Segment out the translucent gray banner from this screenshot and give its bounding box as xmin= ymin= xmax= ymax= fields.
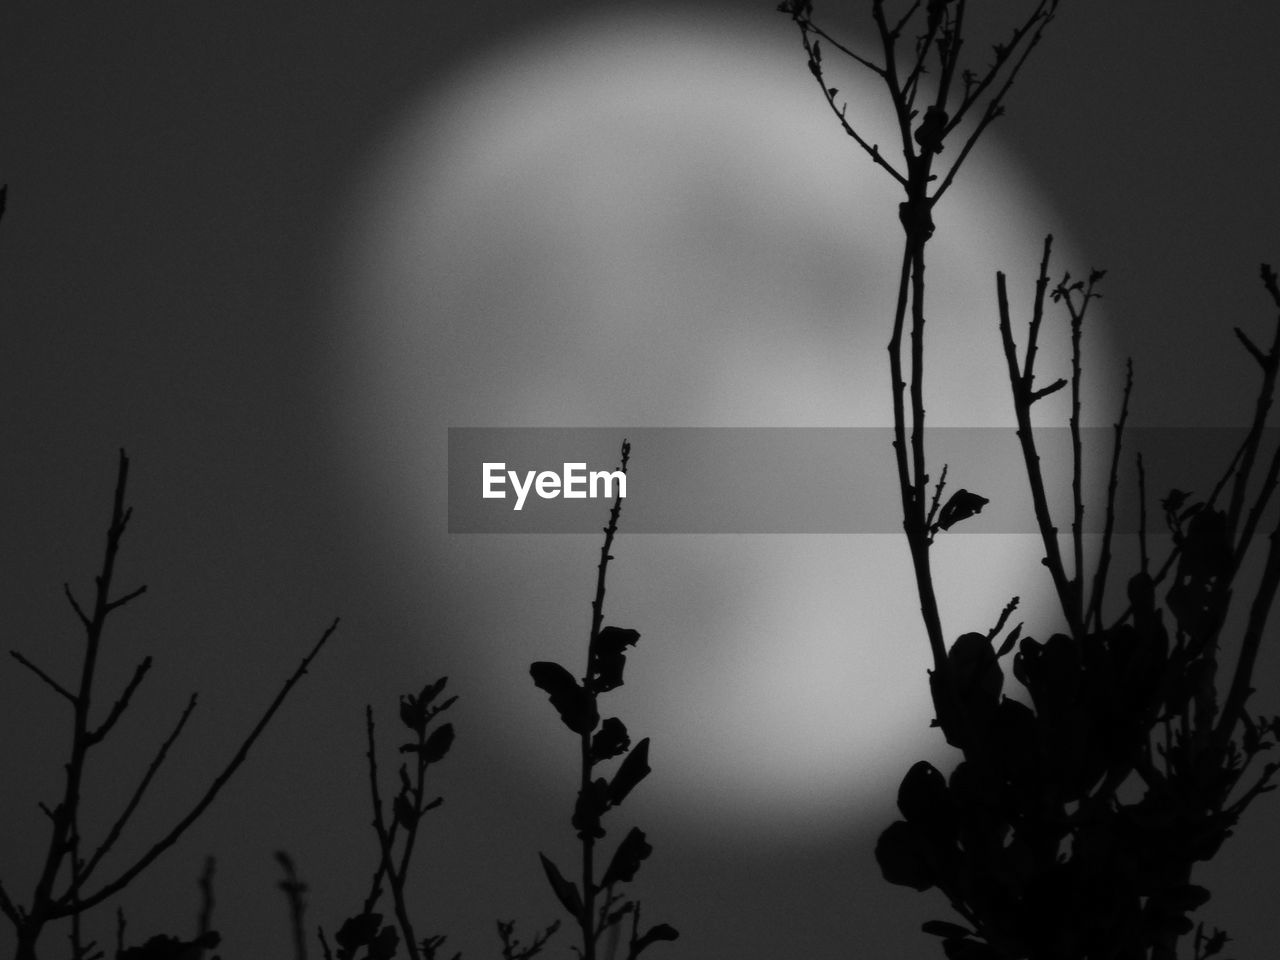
xmin=447 ymin=427 xmax=1274 ymax=533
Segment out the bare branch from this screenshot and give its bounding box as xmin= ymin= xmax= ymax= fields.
xmin=932 ymin=1 xmax=1059 ymax=202
xmin=197 ymin=856 xmax=216 ymax=938
xmin=276 ymin=851 xmax=309 ymax=960
xmin=985 ymin=596 xmax=1020 ymax=642
xmin=0 ymin=879 xmax=19 ymax=924
xmin=1138 ymin=453 xmax=1150 ymax=576
xmin=890 ymin=1 xmax=924 ymax=40
xmin=9 ymin=650 xmax=76 ymax=704
xmin=86 ymin=656 xmax=152 ymax=746
xmin=78 ymin=694 xmax=198 ymax=887
xmin=364 ymin=704 xmax=422 ymax=960
xmin=63 ymin=583 xmax=90 ymax=629
xmin=1234 ymin=442 xmax=1280 ymax=574
xmin=1028 ymin=378 xmax=1067 ymax=403
xmin=796 ymin=26 xmax=908 ymax=185
xmin=924 ymin=462 xmax=950 ymax=536
xmin=1215 ymin=527 xmax=1280 ymax=753
xmin=997 ymin=258 xmax=1082 ymax=638
xmin=1235 ymin=327 xmax=1268 ymax=368
xmin=57 ymin=617 xmax=339 ymax=917
xmin=1262 ymin=263 xmax=1280 ymax=309
xmin=1087 ymin=357 xmax=1134 ymax=630
xmin=104 ymin=584 xmax=147 ymax=614
xmin=807 ymin=21 xmax=886 ymax=76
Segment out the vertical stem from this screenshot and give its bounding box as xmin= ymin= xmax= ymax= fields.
xmin=1069 ymin=288 xmax=1085 ymax=629
xmin=580 ymin=440 xmax=630 ymax=960
xmin=996 ymin=263 xmax=1084 ymax=639
xmin=23 ymin=451 xmax=132 ymax=958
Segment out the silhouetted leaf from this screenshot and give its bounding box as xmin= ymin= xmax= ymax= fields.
xmin=995 ymin=623 xmax=1022 ymax=659
xmin=1178 ymin=507 xmax=1232 ymax=581
xmin=875 ymin=820 xmax=936 ymax=891
xmin=634 ymin=923 xmax=679 ymax=954
xmin=539 ymin=853 xmax=583 ymax=919
xmin=400 ymin=695 xmax=424 ymax=733
xmin=608 ymin=738 xmax=651 ymax=806
xmin=591 ymin=717 xmax=631 ymax=763
xmin=1161 ymin=489 xmax=1190 ymax=515
xmin=922 ymin=920 xmax=973 ymax=939
xmin=530 ymin=661 xmax=598 ymax=734
xmin=394 ymin=792 xmax=418 ymax=828
xmin=420 ymin=676 xmax=449 ymax=706
xmin=1128 ymin=571 xmax=1156 ymax=616
xmin=1162 ymin=884 xmax=1211 ymax=912
xmin=368 ymin=924 xmax=400 ymax=960
xmin=574 ymin=777 xmax=610 ymax=839
xmin=400 ymin=678 xmax=451 ymax=734
xmin=936 ymin=489 xmax=989 ymax=531
xmin=949 ymin=632 xmax=1003 ymax=708
xmin=420 ymin=723 xmax=455 ymax=763
xmin=897 ymin=761 xmax=952 ymax=835
xmin=336 ymin=913 xmax=383 ymax=950
xmin=591 ymin=626 xmax=640 ymax=693
xmin=1200 ymin=927 xmax=1232 ymax=958
xmin=600 ymin=826 xmax=653 ymax=887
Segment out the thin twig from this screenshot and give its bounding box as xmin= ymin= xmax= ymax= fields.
xmin=1138 ymin=453 xmax=1150 ymax=577
xmin=197 ymin=856 xmax=216 ymax=939
xmin=996 ymin=257 xmax=1082 ymax=638
xmin=985 ymin=596 xmax=1020 ymax=642
xmin=1087 ymin=358 xmax=1134 ymax=630
xmin=365 ymin=706 xmax=421 ymax=960
xmin=578 ymin=440 xmax=632 ymax=960
xmin=9 ymin=650 xmax=76 ymax=704
xmin=56 ymin=617 xmax=339 ymax=917
xmin=276 ymin=851 xmax=309 ymax=960
xmin=78 ymin=694 xmax=198 ymax=887
xmin=86 ymin=656 xmax=153 ymax=746
xmin=933 ymin=1 xmax=1060 ymax=202
xmin=1215 ymin=526 xmax=1280 ymax=753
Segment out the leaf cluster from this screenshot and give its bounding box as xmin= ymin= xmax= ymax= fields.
xmin=878 ymin=256 xmax=1280 ymax=959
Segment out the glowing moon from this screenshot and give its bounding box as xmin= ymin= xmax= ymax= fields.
xmin=327 ymin=10 xmax=1113 ymax=839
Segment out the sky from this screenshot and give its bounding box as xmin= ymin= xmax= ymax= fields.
xmin=3 ymin=2 xmax=1280 ymax=959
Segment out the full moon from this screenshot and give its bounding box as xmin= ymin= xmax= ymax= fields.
xmin=327 ymin=9 xmax=1114 ymax=840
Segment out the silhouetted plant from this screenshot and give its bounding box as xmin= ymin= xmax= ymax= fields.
xmin=781 ymin=0 xmax=1062 ymax=747
xmin=0 ymin=451 xmax=337 ymax=960
xmin=878 ymin=251 xmax=1280 ymax=959
xmin=784 ymin=2 xmax=1280 ymax=958
xmin=529 ymin=441 xmax=677 ymax=960
xmin=319 ymin=677 xmax=459 ymax=960
xmin=320 ymin=676 xmax=561 ymax=960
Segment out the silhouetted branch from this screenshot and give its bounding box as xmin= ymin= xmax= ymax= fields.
xmin=86 ymin=655 xmax=152 ymax=746
xmin=996 ymin=245 xmax=1082 ymax=638
xmin=276 ymin=851 xmax=309 ymax=960
xmin=932 ymin=1 xmax=1060 ymax=201
xmin=79 ymin=693 xmax=198 ymax=887
xmin=530 ymin=441 xmax=674 ymax=960
xmin=363 ymin=705 xmax=421 ymax=960
xmin=984 ymin=596 xmax=1019 ymax=643
xmin=1086 ymin=357 xmax=1134 ymax=630
xmin=58 ymin=617 xmax=338 ymax=917
xmin=63 ymin=582 xmax=91 ymax=630
xmin=197 ymin=856 xmax=216 ymax=940
xmin=9 ymin=649 xmax=76 ymax=704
